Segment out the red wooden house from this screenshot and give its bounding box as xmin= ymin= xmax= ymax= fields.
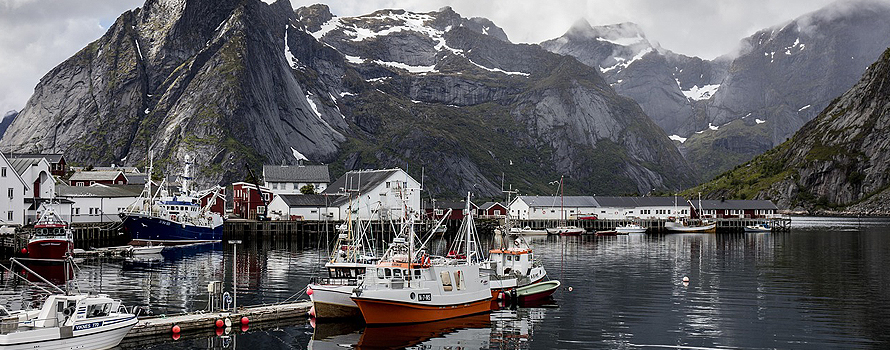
xmin=68 ymin=171 xmax=128 ymax=186
xmin=198 ymin=186 xmax=226 ymax=216
xmin=232 ymin=182 xmax=273 ymax=220
xmin=478 ymin=202 xmax=508 ymax=218
xmin=424 ymin=200 xmax=479 ymax=221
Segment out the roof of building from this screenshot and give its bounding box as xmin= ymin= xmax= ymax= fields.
xmin=89 ymin=166 xmax=141 ymax=173
xmin=479 ymin=202 xmax=506 ymax=210
xmin=69 ymin=171 xmax=127 ymax=182
xmin=275 ymin=194 xmax=345 ymax=207
xmin=6 ymin=157 xmax=45 ymax=175
xmin=126 ymin=173 xmax=149 ymax=185
xmin=516 ymin=196 xmax=599 ymax=208
xmin=263 ymin=165 xmax=330 ymax=183
xmin=323 ymin=169 xmax=408 ymax=195
xmin=697 ymin=199 xmax=778 ymax=210
xmin=56 ymin=184 xmax=144 ymax=198
xmin=3 ymin=153 xmax=64 ymax=163
xmin=593 ymin=196 xmax=687 ymax=208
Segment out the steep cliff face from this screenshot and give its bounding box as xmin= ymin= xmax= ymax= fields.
xmin=0 ymin=0 xmax=694 ymax=197
xmin=694 ymin=47 xmax=890 ymax=213
xmin=0 ymin=111 xmax=16 ymax=138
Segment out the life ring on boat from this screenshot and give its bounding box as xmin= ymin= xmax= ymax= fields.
xmin=170 ymin=214 xmax=177 ymax=222
xmin=422 ymin=254 xmax=431 ymax=268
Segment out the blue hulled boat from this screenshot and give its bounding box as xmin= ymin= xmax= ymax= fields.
xmin=120 ymin=157 xmax=224 ymax=244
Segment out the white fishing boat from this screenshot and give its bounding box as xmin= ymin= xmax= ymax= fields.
xmin=307 ymin=198 xmax=379 ymax=319
xmin=744 ymin=223 xmax=772 ymax=232
xmin=351 ymin=194 xmax=491 ymax=325
xmin=129 ymin=244 xmax=164 ymax=255
xmin=615 ymin=223 xmax=647 ymax=234
xmin=664 ymin=220 xmax=717 ymax=233
xmin=0 ymin=293 xmax=137 ymax=350
xmin=486 ymin=188 xmax=547 ymax=296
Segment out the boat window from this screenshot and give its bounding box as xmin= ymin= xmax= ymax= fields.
xmin=375 ymin=268 xmax=384 ymax=279
xmin=384 ymin=268 xmax=392 ymax=279
xmin=393 ymin=269 xmax=402 ymax=279
xmin=440 ymin=271 xmax=453 ymax=291
xmin=414 ymin=270 xmax=421 ymax=278
xmin=87 ymin=303 xmax=110 ymax=318
xmin=455 ymin=270 xmax=465 ymax=290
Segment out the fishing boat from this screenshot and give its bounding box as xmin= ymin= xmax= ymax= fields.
xmin=744 ymin=223 xmax=772 ymax=232
xmin=26 ymin=205 xmax=74 ymax=260
xmin=615 ymin=223 xmax=647 ymax=234
xmin=509 ymin=280 xmax=561 ymax=304
xmin=307 ymin=198 xmax=379 ymax=319
xmin=119 ymin=156 xmax=224 ymax=244
xmin=518 ymin=226 xmax=548 ymax=236
xmin=485 ymin=189 xmax=547 ymax=298
xmin=351 ymin=194 xmax=491 ymax=325
xmin=545 ymin=176 xmax=585 ymax=236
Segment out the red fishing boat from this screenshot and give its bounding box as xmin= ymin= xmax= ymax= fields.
xmin=26 ymin=207 xmax=73 ymax=260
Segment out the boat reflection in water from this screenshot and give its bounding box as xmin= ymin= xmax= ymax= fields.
xmin=21 ymin=259 xmax=74 ymax=286
xmin=309 ymin=305 xmax=552 ymax=349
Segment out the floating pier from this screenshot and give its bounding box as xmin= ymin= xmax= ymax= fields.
xmin=124 ymin=301 xmax=312 ymax=339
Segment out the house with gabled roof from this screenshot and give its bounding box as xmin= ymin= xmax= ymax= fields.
xmin=263 ymin=164 xmax=330 ymax=195
xmin=509 ymin=196 xmax=599 ymax=220
xmin=69 ymin=170 xmax=128 ymax=186
xmin=322 ymin=168 xmax=420 ymax=221
xmin=0 ymin=152 xmax=29 ymax=225
xmin=4 ymin=153 xmax=67 ymax=177
xmin=267 ymin=193 xmax=344 ymax=221
xmin=56 ymin=184 xmax=143 ymax=223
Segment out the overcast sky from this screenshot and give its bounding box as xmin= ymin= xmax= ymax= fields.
xmin=0 ymin=0 xmax=873 ymax=114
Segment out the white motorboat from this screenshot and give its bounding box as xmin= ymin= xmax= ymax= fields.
xmin=615 ymin=223 xmax=647 ymax=234
xmin=519 ymin=226 xmax=548 ymax=235
xmin=0 ymin=293 xmax=137 ymax=349
xmin=545 ymin=226 xmax=585 ymax=236
xmin=130 ymin=244 xmax=164 ymax=255
xmin=665 ymin=220 xmax=717 ymax=233
xmin=744 ymin=223 xmax=772 ymax=232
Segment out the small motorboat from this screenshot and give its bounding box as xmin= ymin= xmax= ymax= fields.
xmin=595 ymin=230 xmax=617 ymax=236
xmin=130 ymin=244 xmax=164 ymax=255
xmin=0 ymin=293 xmax=137 ymax=349
xmin=510 ymin=280 xmax=561 ymax=304
xmin=744 ymin=223 xmax=772 ymax=232
xmin=615 ymin=223 xmax=647 ymax=234
xmin=546 ymin=226 xmax=585 ymax=236
xmin=519 ymin=226 xmax=548 ymax=236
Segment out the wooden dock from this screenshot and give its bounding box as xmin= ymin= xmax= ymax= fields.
xmin=124 ymin=301 xmax=311 ymax=339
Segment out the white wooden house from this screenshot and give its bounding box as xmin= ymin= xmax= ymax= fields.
xmin=263 ymin=164 xmax=330 ymax=195
xmin=322 ymin=168 xmax=421 ymax=221
xmin=0 ymin=152 xmax=28 ymax=225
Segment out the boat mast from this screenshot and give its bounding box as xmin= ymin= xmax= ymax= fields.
xmin=465 ymin=192 xmax=471 ymax=264
xmin=560 ymin=176 xmax=565 ymax=225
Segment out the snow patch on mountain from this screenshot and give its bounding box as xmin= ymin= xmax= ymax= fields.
xmin=682 ymin=84 xmax=720 ymax=101
xmin=601 ymin=47 xmax=653 ymax=73
xmin=669 ymin=135 xmax=687 ymax=143
xmin=374 ymin=60 xmax=437 ymax=73
xmin=468 ymin=59 xmax=529 ymax=76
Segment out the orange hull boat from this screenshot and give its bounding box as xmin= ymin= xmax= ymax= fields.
xmin=353 ymin=296 xmax=491 ymax=324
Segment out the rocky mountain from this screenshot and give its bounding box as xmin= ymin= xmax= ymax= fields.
xmin=541 ymin=20 xmax=728 ymax=139
xmin=0 ymin=111 xmax=16 ymax=138
xmin=0 ymin=0 xmax=694 ymax=197
xmin=543 ymin=0 xmax=890 ymax=181
xmin=693 ymin=46 xmax=890 ymax=213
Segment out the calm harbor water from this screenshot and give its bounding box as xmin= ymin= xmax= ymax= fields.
xmin=2 ymin=216 xmax=890 ymax=349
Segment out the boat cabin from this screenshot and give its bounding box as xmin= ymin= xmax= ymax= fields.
xmin=35 ymin=294 xmax=121 ymax=328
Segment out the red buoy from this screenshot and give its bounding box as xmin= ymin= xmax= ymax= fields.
xmin=307 ymin=287 xmax=314 ymax=296
xmin=171 ymin=325 xmax=181 ymax=334
xmin=20 ymin=248 xmax=27 ymax=255
xmin=240 ymin=316 xmax=249 ymax=325
xmin=215 ymin=319 xmax=224 ymax=328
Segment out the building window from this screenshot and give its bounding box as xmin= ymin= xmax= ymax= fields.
xmin=1 ymin=167 xmax=5 ymax=177
xmin=7 ymin=188 xmax=12 ymax=199
xmin=272 ymin=183 xmax=278 ymax=190
xmin=6 ymin=211 xmax=11 ymax=221
xmin=74 ymin=208 xmax=80 ymax=215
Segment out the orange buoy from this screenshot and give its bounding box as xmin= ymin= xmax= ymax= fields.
xmin=215 ymin=319 xmax=224 ymax=328
xmin=240 ymin=316 xmax=249 ymax=325
xmin=172 ymin=325 xmax=181 ymax=334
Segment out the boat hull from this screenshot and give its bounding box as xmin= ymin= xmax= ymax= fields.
xmin=744 ymin=226 xmax=771 ymax=232
xmin=26 ymin=239 xmax=72 ymax=260
xmin=515 ymin=280 xmax=560 ymax=303
xmin=352 ymin=296 xmax=490 ymax=325
xmin=0 ymin=316 xmax=136 ymax=350
xmin=665 ymin=223 xmax=717 ymax=233
xmin=308 ymin=284 xmax=362 ymax=319
xmin=122 ymin=214 xmax=222 ymax=243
